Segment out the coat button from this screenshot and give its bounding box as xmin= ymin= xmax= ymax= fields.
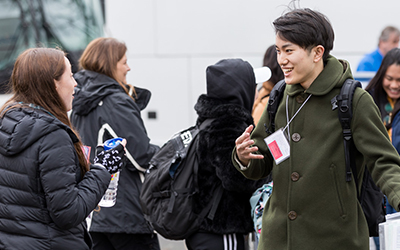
xmin=288 ymin=211 xmax=297 ymax=220
xmin=296 ymin=95 xmax=305 ymax=103
xmin=292 ymin=133 xmax=301 ymax=142
xmin=291 ymin=172 xmax=300 ymax=181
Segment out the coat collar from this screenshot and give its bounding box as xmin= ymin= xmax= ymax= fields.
xmin=286 ymin=55 xmax=353 ymax=96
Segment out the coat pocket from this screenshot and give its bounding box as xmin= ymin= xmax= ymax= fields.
xmin=329 ymin=164 xmax=347 ymax=218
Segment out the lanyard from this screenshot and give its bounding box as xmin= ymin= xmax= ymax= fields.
xmin=283 ymin=93 xmax=312 ymax=139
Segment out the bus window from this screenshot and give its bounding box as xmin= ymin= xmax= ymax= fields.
xmin=0 ymin=0 xmax=105 ymax=93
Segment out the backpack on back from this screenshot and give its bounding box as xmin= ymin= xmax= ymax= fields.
xmin=265 ymin=79 xmax=386 ymax=237
xmin=139 ymin=119 xmax=223 ymax=240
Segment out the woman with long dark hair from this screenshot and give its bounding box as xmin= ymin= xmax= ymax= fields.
xmin=366 ymin=48 xmax=400 ymax=129
xmin=0 ymin=48 xmax=124 ymax=250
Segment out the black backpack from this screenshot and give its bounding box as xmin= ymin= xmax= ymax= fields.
xmin=266 ymin=79 xmax=386 ymax=237
xmin=139 ymin=119 xmax=223 ymax=240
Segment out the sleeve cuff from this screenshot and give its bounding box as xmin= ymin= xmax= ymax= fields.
xmin=234 ymin=153 xmax=250 ymax=170
xmin=91 ymin=163 xmax=106 ymax=170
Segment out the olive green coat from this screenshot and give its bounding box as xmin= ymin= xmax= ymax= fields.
xmin=234 ymin=56 xmax=400 ymax=250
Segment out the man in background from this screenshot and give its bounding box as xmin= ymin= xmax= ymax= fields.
xmin=357 ymin=26 xmax=400 ymax=72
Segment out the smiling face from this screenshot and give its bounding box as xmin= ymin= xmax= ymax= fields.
xmin=54 ymin=57 xmax=77 ymax=111
xmin=382 ymin=64 xmax=400 ymax=101
xmin=115 ymin=54 xmax=131 ymax=84
xmin=275 ymin=35 xmax=324 ymax=90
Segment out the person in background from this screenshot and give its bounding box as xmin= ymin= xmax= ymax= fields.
xmin=233 ymin=7 xmax=400 ymax=250
xmin=0 ymin=48 xmax=125 ymax=250
xmin=357 ymin=26 xmax=400 ymax=72
xmin=366 ymin=48 xmax=400 ymax=144
xmin=252 ymin=45 xmax=284 ymax=125
xmin=389 ymin=52 xmax=400 ymax=154
xmin=185 ymin=58 xmax=266 ymax=250
xmin=365 ymin=47 xmax=400 ymax=250
xmin=70 ymin=37 xmax=160 ymax=250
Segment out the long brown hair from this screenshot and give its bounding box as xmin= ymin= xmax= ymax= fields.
xmin=1 ymin=48 xmax=89 ymax=177
xmin=79 ymin=37 xmax=135 ymax=97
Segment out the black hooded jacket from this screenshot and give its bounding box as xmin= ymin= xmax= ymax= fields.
xmin=194 ymin=59 xmax=266 ymax=234
xmin=70 ymin=70 xmax=159 ymax=234
xmin=0 ymin=106 xmax=110 ymax=250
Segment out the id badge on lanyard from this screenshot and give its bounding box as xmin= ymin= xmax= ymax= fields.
xmin=264 ymin=128 xmax=290 ymax=165
xmin=264 ymin=93 xmax=312 ymax=165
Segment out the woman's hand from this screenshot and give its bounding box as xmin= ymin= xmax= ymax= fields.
xmin=94 ymin=139 xmax=127 ymax=174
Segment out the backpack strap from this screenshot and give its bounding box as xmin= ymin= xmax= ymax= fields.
xmin=331 ymin=79 xmax=362 ymax=189
xmin=203 ymin=185 xmax=224 ymax=220
xmin=266 ymin=80 xmax=286 ymax=134
xmin=166 ymin=118 xmax=216 ymax=214
xmin=97 ymin=123 xmax=146 ymax=182
xmin=193 ymin=119 xmax=215 ymax=193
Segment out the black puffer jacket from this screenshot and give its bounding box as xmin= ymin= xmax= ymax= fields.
xmin=0 ymin=106 xmax=110 ymax=250
xmin=70 ymin=70 xmax=159 ymax=234
xmin=193 ymin=59 xmax=267 ymax=234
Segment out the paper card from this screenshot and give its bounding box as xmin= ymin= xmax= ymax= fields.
xmin=82 ymin=145 xmax=91 ymax=164
xmin=264 ymin=128 xmax=290 ymax=165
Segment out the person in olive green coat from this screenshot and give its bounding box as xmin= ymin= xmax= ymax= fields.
xmin=233 ymin=8 xmax=400 ymax=250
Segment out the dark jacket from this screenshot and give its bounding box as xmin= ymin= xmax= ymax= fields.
xmin=194 ymin=59 xmax=266 ymax=234
xmin=367 ymin=87 xmax=400 ymax=129
xmin=70 ymin=70 xmax=159 ymax=234
xmin=392 ymin=111 xmax=400 ymax=154
xmin=233 ymin=55 xmax=400 ymax=250
xmin=252 ymin=80 xmax=275 ymax=125
xmin=0 ymin=106 xmax=110 ymax=250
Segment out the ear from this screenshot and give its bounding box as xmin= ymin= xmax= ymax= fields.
xmin=313 ymin=45 xmax=325 ymax=63
xmin=54 ymin=79 xmax=59 ymax=90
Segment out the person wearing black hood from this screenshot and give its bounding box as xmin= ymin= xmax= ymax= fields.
xmin=185 ymin=58 xmax=266 ymax=250
xmin=70 ymin=38 xmax=160 ymax=250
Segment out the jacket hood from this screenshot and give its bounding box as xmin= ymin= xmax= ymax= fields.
xmin=0 ymin=107 xmax=77 ymax=156
xmin=206 ymin=58 xmax=256 ymax=113
xmin=72 ymin=70 xmax=152 ymax=115
xmin=286 ymin=55 xmax=353 ymax=96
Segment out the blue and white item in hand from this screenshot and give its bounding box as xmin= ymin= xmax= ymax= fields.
xmin=95 ymin=137 xmax=125 ymax=207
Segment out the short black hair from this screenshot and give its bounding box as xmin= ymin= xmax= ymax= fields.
xmin=273 ymin=8 xmax=334 ymax=63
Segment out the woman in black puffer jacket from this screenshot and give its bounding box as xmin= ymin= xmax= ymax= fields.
xmin=0 ymin=48 xmax=122 ymax=250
